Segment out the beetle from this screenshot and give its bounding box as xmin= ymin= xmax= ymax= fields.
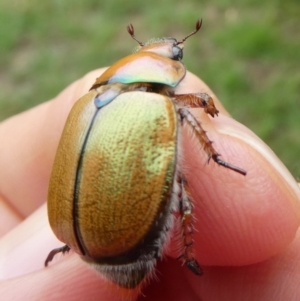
xmin=45 ymin=20 xmax=246 ymax=288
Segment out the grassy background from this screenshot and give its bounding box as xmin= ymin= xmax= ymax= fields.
xmin=0 ymin=0 xmax=299 ymax=178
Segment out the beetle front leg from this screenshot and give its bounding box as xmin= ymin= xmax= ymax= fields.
xmin=45 ymin=245 xmax=70 ymax=267
xmin=178 ymin=108 xmax=247 ymax=175
xmin=173 ymin=93 xmax=219 ymax=117
xmin=176 ymin=171 xmax=203 ymax=276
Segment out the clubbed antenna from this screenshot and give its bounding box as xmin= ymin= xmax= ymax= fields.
xmin=127 ymin=24 xmax=144 ymax=47
xmin=177 ymin=19 xmax=202 ymax=45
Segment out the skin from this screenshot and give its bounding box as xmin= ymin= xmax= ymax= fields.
xmin=0 ymin=69 xmax=299 ymax=301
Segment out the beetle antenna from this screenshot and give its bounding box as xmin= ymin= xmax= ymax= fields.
xmin=127 ymin=24 xmax=144 ymax=47
xmin=177 ymin=19 xmax=202 ymax=45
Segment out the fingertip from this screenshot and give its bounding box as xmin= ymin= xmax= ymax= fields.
xmin=0 ymin=256 xmax=139 ymax=301
xmin=176 ymin=110 xmax=300 ymax=267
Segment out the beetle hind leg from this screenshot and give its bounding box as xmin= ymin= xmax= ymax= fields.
xmin=176 ymin=172 xmax=203 ymax=276
xmin=178 ymin=107 xmax=246 ymax=175
xmin=44 ymin=245 xmax=70 ymax=267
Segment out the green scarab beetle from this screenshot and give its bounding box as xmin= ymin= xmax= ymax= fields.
xmin=45 ymin=20 xmax=246 ymax=288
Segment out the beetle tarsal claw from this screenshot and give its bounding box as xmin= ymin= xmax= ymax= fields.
xmin=185 ymin=259 xmax=203 ymax=275
xmin=212 ymin=154 xmax=247 ymax=175
xmin=45 ymin=245 xmax=70 ymax=267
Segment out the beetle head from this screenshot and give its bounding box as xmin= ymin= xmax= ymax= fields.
xmin=127 ymin=19 xmax=202 ymax=61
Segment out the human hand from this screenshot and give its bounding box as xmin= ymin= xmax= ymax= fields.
xmin=0 ymin=69 xmax=299 ymax=301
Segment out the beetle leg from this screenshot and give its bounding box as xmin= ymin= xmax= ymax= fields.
xmin=44 ymin=245 xmax=70 ymax=267
xmin=178 ymin=108 xmax=247 ymax=175
xmin=173 ymin=93 xmax=219 ymax=117
xmin=177 ymin=171 xmax=203 ymax=276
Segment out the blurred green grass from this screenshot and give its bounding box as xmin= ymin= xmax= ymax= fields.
xmin=0 ymin=0 xmax=299 ymax=178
